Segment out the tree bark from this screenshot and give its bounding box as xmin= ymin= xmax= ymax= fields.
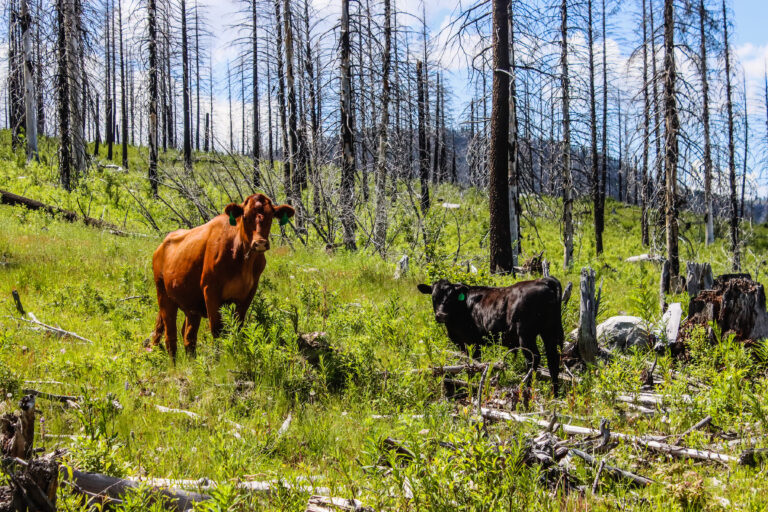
xmin=508 ymin=4 xmax=520 ymax=268
xmin=372 ymin=0 xmax=391 ymax=254
xmin=339 ymin=0 xmax=357 ymax=249
xmin=560 ymin=0 xmax=574 ymax=269
xmin=417 ymin=60 xmax=430 ymax=213
xmin=488 ymin=0 xmax=513 ymax=274
xmin=578 ymin=267 xmax=598 ymax=364
xmin=698 ymin=0 xmax=714 ymax=245
xmin=722 ymin=0 xmax=738 ymax=270
xmin=663 ymin=0 xmax=680 ymax=278
xmin=252 ymin=0 xmax=261 ymax=186
xmin=20 ymin=0 xmax=37 ymax=161
xmin=56 ymin=0 xmax=72 ymax=190
xmin=148 ymin=0 xmax=159 ymax=196
xmin=181 ymin=0 xmax=193 ymax=173
xmin=118 ymin=0 xmax=128 ymax=169
xmin=588 ymin=0 xmax=600 ymax=254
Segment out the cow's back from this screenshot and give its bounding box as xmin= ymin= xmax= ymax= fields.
xmin=153 ymin=223 xmax=219 ymax=315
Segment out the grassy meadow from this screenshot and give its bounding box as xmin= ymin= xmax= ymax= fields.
xmin=2 ymin=132 xmax=768 ymax=510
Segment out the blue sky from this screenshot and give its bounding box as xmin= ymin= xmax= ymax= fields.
xmin=732 ymin=0 xmax=768 ymax=48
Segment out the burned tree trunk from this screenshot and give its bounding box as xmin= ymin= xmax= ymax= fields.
xmin=663 ymin=0 xmax=680 ymax=279
xmin=148 ymin=0 xmax=159 ymax=196
xmin=578 ymin=267 xmax=598 ymax=364
xmin=372 ymin=0 xmax=391 ymax=255
xmin=560 ymin=0 xmax=573 ymax=269
xmin=488 ymin=0 xmax=513 ymax=274
xmin=21 ymin=0 xmax=37 ymax=161
xmin=722 ymin=0 xmax=739 ymax=270
xmin=417 ymin=60 xmax=430 ymax=213
xmin=339 ymin=0 xmax=356 ymax=250
xmin=181 ymin=0 xmax=193 ymax=173
xmin=686 ymin=262 xmax=714 ymax=299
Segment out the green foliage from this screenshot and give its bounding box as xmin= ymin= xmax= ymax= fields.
xmin=3 ymin=131 xmax=768 ymax=509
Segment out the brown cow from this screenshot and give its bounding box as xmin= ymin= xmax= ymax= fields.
xmin=151 ymin=193 xmax=294 ymax=359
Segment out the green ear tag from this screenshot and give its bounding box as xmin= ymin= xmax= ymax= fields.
xmin=279 ymin=213 xmax=289 ymax=226
xmin=458 ymin=293 xmax=466 ymax=301
xmin=229 ymin=211 xmax=236 ymax=226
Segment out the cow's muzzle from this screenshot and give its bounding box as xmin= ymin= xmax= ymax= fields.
xmin=435 ymin=312 xmax=449 ymax=323
xmin=251 ymin=238 xmax=270 ymax=252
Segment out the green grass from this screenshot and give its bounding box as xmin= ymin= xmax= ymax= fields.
xmin=2 ymin=132 xmax=768 ymax=510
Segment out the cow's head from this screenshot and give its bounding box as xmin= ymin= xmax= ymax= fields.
xmin=224 ymin=194 xmax=295 ymax=253
xmin=417 ymin=279 xmax=469 ymax=323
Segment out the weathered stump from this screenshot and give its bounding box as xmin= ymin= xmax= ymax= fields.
xmin=686 ymin=262 xmax=714 ymax=299
xmin=578 ymin=267 xmax=598 ymax=364
xmin=682 ymin=274 xmax=768 ymax=345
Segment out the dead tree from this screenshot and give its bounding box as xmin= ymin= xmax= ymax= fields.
xmin=488 ymin=0 xmax=513 ymax=274
xmin=587 ymin=0 xmax=601 ymax=254
xmin=251 ymin=0 xmax=261 ymax=186
xmin=181 ymin=0 xmax=193 ymax=173
xmin=722 ymin=0 xmax=738 ymax=270
xmin=560 ymin=0 xmax=574 ymax=269
xmin=417 ymin=60 xmax=430 ymax=213
xmin=339 ymin=0 xmax=356 ymax=250
xmin=578 ymin=267 xmax=598 ymax=364
xmin=663 ymin=0 xmax=680 ymax=279
xmin=698 ymin=0 xmax=714 ymax=245
xmin=56 ymin=0 xmax=72 ymax=190
xmin=20 ymin=0 xmax=37 ymax=161
xmin=372 ymin=0 xmax=391 ymax=254
xmin=118 ymin=0 xmax=128 ymax=169
xmin=148 ymin=0 xmax=159 ymax=196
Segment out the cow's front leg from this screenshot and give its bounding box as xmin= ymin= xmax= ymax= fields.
xmin=203 ymin=287 xmax=224 ymax=338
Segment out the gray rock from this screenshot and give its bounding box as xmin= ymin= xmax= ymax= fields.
xmin=597 ymin=316 xmax=652 ymax=352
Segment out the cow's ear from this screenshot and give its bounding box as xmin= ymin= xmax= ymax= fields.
xmin=224 ymin=203 xmax=244 ymax=218
xmin=456 ymin=284 xmax=469 ymax=301
xmin=274 ymin=204 xmax=295 ymax=226
xmin=417 ymin=284 xmax=433 ymax=294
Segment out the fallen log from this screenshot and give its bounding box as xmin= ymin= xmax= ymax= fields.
xmin=480 ymin=407 xmax=739 ymax=464
xmin=625 ymin=254 xmax=664 ymax=263
xmin=22 ymin=389 xmax=82 ymax=404
xmin=154 ymin=404 xmax=249 ymax=433
xmin=0 ymin=188 xmax=125 ymax=234
xmin=6 ymin=310 xmax=94 ymax=344
xmin=674 ymin=416 xmax=713 ymax=446
xmin=65 ymin=469 xmax=210 ymax=512
xmin=569 ymin=448 xmax=654 ymax=488
xmin=306 ymin=495 xmax=371 ymax=512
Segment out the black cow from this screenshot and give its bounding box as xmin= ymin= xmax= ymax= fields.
xmin=417 ymin=277 xmax=564 ymax=395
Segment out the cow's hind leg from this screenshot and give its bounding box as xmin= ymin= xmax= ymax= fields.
xmin=183 ymin=314 xmax=201 ymax=358
xmin=150 ymin=312 xmax=164 ymax=349
xmin=158 ymin=297 xmax=179 ymax=361
xmin=519 ymin=327 xmax=541 ymax=380
xmin=541 ymin=324 xmax=563 ymax=397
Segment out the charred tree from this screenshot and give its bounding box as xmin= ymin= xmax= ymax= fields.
xmin=148 ymin=0 xmax=159 ymax=196
xmin=722 ymin=0 xmax=738 ymax=269
xmin=372 ymin=0 xmax=391 ymax=254
xmin=663 ymin=0 xmax=680 ymax=278
xmin=417 ymin=60 xmax=430 ymax=213
xmin=488 ymin=0 xmax=513 ymax=274
xmin=339 ymin=0 xmax=357 ymax=249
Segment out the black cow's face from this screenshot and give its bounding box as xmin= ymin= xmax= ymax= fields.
xmin=417 ymin=280 xmax=469 ymax=323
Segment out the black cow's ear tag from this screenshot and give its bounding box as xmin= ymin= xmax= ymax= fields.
xmin=279 ymin=212 xmax=289 ymax=226
xmin=458 ymin=293 xmax=466 ymax=301
xmin=229 ymin=212 xmax=236 ymax=226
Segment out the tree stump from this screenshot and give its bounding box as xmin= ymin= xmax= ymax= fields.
xmin=682 ymin=274 xmax=768 ymax=344
xmin=578 ymin=267 xmax=598 ymax=364
xmin=686 ymin=262 xmax=714 ymax=299
xmin=659 ymin=260 xmax=670 ymax=311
